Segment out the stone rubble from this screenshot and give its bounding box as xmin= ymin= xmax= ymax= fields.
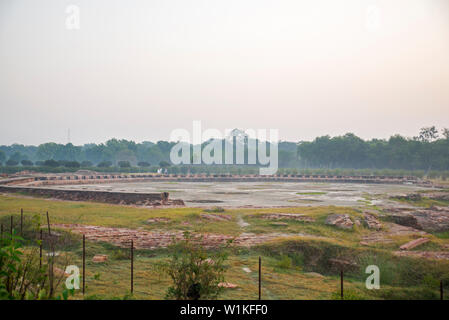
xmin=218 ymin=282 xmax=238 ymax=289
xmin=53 ymin=267 xmax=70 ymax=277
xmin=385 ymin=206 xmax=449 ymax=232
xmin=325 ymin=214 xmax=353 ymax=229
xmin=52 ymin=224 xmax=307 ymax=249
xmin=360 ymin=223 xmax=427 ymax=245
xmin=92 ymin=254 xmax=108 ymax=263
xmin=425 ymin=192 xmax=449 ymax=201
xmin=399 ymin=238 xmax=429 ymax=251
xmin=393 ymin=251 xmax=449 ymax=260
xmin=363 ymin=213 xmax=382 ymax=230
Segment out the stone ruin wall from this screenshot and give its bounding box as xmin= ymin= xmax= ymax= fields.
xmin=1 ymin=173 xmax=426 ymax=188
xmin=0 ymin=185 xmax=184 ymax=207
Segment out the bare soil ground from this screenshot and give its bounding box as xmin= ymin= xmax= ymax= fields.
xmin=53 ymin=223 xmax=311 ymax=249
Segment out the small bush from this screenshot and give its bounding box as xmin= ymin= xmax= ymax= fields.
xmin=6 ymin=159 xmax=19 ymax=166
xmin=64 ymin=161 xmax=80 ymax=168
xmin=111 ymin=249 xmax=130 ymax=260
xmin=81 ymin=161 xmax=93 ymax=167
xmin=290 ymin=252 xmax=305 ymax=267
xmin=97 ymin=161 xmax=112 ymax=168
xmin=21 ymin=160 xmax=34 ymax=166
xmin=43 ymin=159 xmax=59 ymax=167
xmin=161 ymin=232 xmax=229 ymax=300
xmin=118 ymin=161 xmax=131 ymax=168
xmin=275 ymin=255 xmax=293 ymax=269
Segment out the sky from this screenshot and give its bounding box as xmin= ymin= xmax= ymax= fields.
xmin=0 ymin=0 xmax=448 ymax=145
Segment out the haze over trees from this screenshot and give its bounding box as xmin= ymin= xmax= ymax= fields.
xmin=298 ymin=127 xmax=449 ymax=172
xmin=0 ymin=127 xmax=448 ymax=172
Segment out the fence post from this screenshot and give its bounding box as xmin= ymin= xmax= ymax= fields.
xmin=39 ymin=229 xmax=43 ymax=268
xmin=11 ymin=216 xmax=14 ymax=240
xmin=20 ymin=208 xmax=23 ymax=236
xmin=340 ymin=270 xmax=344 ymax=299
xmin=46 ymin=211 xmax=51 ymax=235
xmin=258 ymin=256 xmax=261 ymax=300
xmin=441 ymin=280 xmax=444 ymax=301
xmin=131 ymin=240 xmax=134 ymax=294
xmin=49 ymin=255 xmax=54 ymax=297
xmin=83 ymin=234 xmax=86 ymax=295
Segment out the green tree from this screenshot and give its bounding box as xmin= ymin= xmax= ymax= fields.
xmin=9 ymin=152 xmax=27 ymax=163
xmin=36 ymin=143 xmax=59 ymax=160
xmin=0 ymin=150 xmax=6 ymax=163
xmin=442 ymin=128 xmax=449 ymax=140
xmin=64 ymin=161 xmax=80 ymax=168
xmin=419 ymin=126 xmax=439 ymax=142
xmin=6 ymin=159 xmax=18 ymax=166
xmin=118 ymin=161 xmax=131 ymax=168
xmin=80 ymin=160 xmax=93 ymax=167
xmin=159 ymin=160 xmax=171 ymax=168
xmin=97 ymin=161 xmax=112 ymax=168
xmin=21 ymin=160 xmax=34 ymax=166
xmin=43 ymin=159 xmax=60 ymax=167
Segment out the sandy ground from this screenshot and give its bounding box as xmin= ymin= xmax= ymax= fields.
xmin=49 ymin=181 xmax=430 ymax=207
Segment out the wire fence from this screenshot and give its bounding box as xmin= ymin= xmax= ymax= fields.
xmin=0 ymin=209 xmax=446 ymax=300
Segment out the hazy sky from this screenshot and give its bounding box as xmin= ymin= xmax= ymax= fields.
xmin=0 ymin=0 xmax=448 ymax=145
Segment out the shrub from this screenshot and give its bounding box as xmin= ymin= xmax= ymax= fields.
xmin=43 ymin=159 xmax=60 ymax=167
xmin=159 ymin=161 xmax=171 ymax=168
xmin=0 ymin=219 xmax=71 ymax=300
xmin=161 ymin=232 xmax=229 ymax=300
xmin=64 ymin=161 xmax=80 ymax=168
xmin=275 ymin=255 xmax=293 ymax=269
xmin=6 ymin=159 xmax=18 ymax=166
xmin=81 ymin=161 xmax=93 ymax=167
xmin=137 ymin=161 xmax=151 ymax=167
xmin=118 ymin=161 xmax=131 ymax=168
xmin=21 ymin=160 xmax=34 ymax=166
xmin=97 ymin=161 xmax=112 ymax=168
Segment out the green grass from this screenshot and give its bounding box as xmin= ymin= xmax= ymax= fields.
xmin=433 ymin=231 xmax=449 ymax=239
xmin=1 ymin=193 xmax=449 ymax=300
xmin=391 ymin=196 xmax=449 ymax=208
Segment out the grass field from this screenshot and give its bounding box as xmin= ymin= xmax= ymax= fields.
xmin=1 ymin=194 xmax=448 ymax=300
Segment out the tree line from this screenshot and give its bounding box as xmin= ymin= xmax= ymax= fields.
xmin=297 ymin=127 xmax=449 ymax=172
xmin=0 ymin=127 xmax=448 ymax=173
